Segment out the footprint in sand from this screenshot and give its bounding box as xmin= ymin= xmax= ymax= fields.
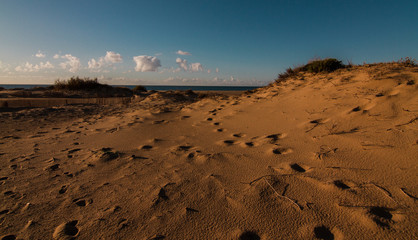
xmin=265 ymin=133 xmax=286 ymax=143
xmin=368 ymin=206 xmax=394 ymax=228
xmin=53 ymin=220 xmax=79 ymax=240
xmin=241 ymin=142 xmax=255 ymax=147
xmin=222 ymin=140 xmax=237 ymax=146
xmin=272 ymin=147 xmax=293 ymax=155
xmin=290 ymin=163 xmax=306 ymax=173
xmin=59 ymin=185 xmax=68 ymax=194
xmin=73 ymin=198 xmax=92 ymax=207
xmin=215 ymin=128 xmax=224 ymax=132
xmin=313 ymin=225 xmax=334 ymax=240
xmin=333 ymin=180 xmax=350 ymax=190
xmin=1 ymin=235 xmax=16 ymax=240
xmin=206 ymin=117 xmax=213 ymax=121
xmin=176 ymin=145 xmax=193 ymax=151
xmin=232 ymin=133 xmax=245 ymax=138
xmin=239 ymin=231 xmax=260 ymax=240
xmin=152 ymin=120 xmax=167 ymax=124
xmin=213 ymin=122 xmax=221 ymax=126
xmin=140 ymin=145 xmax=153 ymax=150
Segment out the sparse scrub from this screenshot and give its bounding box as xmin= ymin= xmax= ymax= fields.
xmin=275 ymin=58 xmax=345 ymax=83
xmin=54 ymin=77 xmax=107 ymax=91
xmin=398 ymin=57 xmax=417 ymax=67
xmin=303 ymin=58 xmax=345 ymax=73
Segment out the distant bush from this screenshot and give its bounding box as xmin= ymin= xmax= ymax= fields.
xmin=276 ymin=58 xmax=345 ymax=83
xmin=54 ymin=77 xmax=108 ymax=91
xmin=398 ymin=57 xmax=417 ymax=67
xmin=133 ymin=85 xmax=147 ymax=93
xmin=0 ymin=87 xmax=5 ymax=91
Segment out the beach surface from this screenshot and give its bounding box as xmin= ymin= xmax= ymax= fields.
xmin=0 ymin=63 xmax=417 ymax=239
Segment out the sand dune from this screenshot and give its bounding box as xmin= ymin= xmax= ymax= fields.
xmin=0 ymin=62 xmax=417 ymax=239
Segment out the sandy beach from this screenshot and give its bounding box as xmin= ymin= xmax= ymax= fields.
xmin=0 ymin=62 xmax=417 ymax=239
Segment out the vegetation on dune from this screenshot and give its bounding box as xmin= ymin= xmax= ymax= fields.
xmin=54 ymin=77 xmax=108 ymax=91
xmin=276 ymin=58 xmax=346 ymax=83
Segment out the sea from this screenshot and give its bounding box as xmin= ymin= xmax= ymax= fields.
xmin=0 ymin=84 xmax=262 ymax=91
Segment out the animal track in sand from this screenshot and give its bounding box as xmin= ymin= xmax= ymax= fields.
xmin=53 ymin=220 xmax=79 ymax=240
xmin=313 ymin=226 xmax=334 ymax=240
xmin=206 ymin=117 xmax=213 ymax=121
xmin=213 ymin=122 xmax=221 ymax=126
xmin=180 ymin=115 xmax=191 ymax=120
xmin=272 ymin=147 xmax=293 ymax=155
xmin=215 ymin=128 xmax=224 ymax=132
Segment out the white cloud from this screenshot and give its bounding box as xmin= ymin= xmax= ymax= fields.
xmin=176 ymin=58 xmax=188 ymax=71
xmin=104 ymin=51 xmax=122 ymax=63
xmin=216 ymin=68 xmax=219 ymax=73
xmin=15 ymin=61 xmax=54 ymax=72
xmin=0 ymin=61 xmax=11 ymax=72
xmin=88 ymin=51 xmax=123 ymax=72
xmin=176 ymin=58 xmax=204 ymax=72
xmin=35 ymin=50 xmax=46 ymax=58
xmin=190 ymin=62 xmax=203 ymax=72
xmin=88 ymin=58 xmax=104 ymax=70
xmin=176 ymin=50 xmax=191 ymax=56
xmin=53 ymin=54 xmax=60 ymax=59
xmin=133 ymin=55 xmax=161 ymax=72
xmin=59 ymin=54 xmax=81 ymax=73
xmin=207 ymin=69 xmax=211 ymax=74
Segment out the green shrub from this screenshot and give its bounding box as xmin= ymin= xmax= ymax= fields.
xmin=302 ymin=58 xmax=345 ymax=73
xmin=132 ymin=85 xmax=147 ymax=93
xmin=275 ymin=58 xmax=345 ymax=83
xmin=54 ymin=77 xmax=108 ymax=91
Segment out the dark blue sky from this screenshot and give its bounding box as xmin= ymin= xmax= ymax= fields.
xmin=0 ymin=0 xmax=417 ymax=85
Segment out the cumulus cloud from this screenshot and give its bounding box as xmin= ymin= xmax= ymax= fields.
xmin=35 ymin=50 xmax=46 ymax=58
xmin=104 ymin=51 xmax=122 ymax=63
xmin=176 ymin=50 xmax=191 ymax=56
xmin=176 ymin=58 xmax=204 ymax=72
xmin=53 ymin=54 xmax=60 ymax=59
xmin=176 ymin=58 xmax=188 ymax=71
xmin=88 ymin=51 xmax=123 ymax=71
xmin=15 ymin=61 xmax=54 ymax=72
xmin=216 ymin=68 xmax=219 ymax=73
xmin=133 ymin=55 xmax=161 ymax=72
xmin=190 ymin=62 xmax=203 ymax=72
xmin=58 ymin=54 xmax=81 ymax=73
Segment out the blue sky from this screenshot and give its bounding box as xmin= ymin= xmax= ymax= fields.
xmin=0 ymin=0 xmax=417 ymax=85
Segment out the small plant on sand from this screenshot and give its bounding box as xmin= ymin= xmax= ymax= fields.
xmin=133 ymin=85 xmax=147 ymax=93
xmin=54 ymin=77 xmax=107 ymax=91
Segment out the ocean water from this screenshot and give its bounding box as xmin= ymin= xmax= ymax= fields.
xmin=0 ymin=84 xmax=262 ymax=91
